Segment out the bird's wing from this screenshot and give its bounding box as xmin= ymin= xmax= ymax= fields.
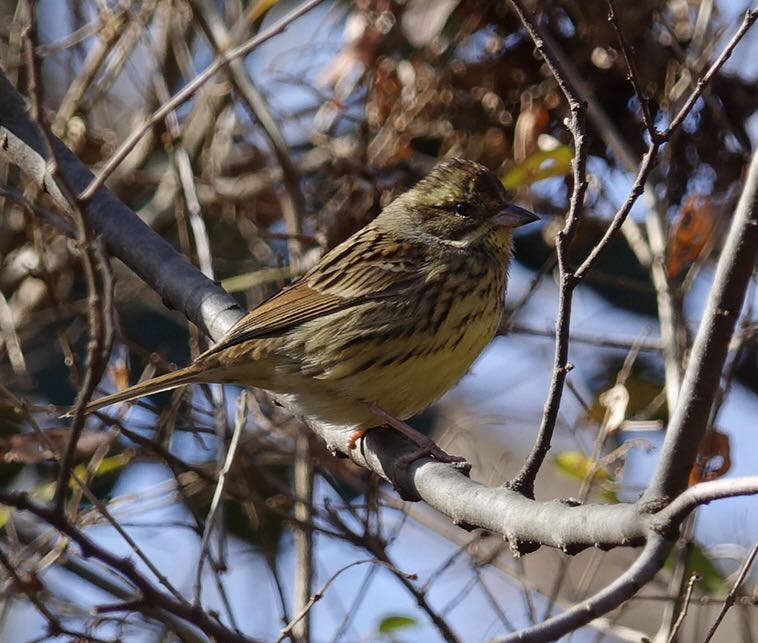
xmin=203 ymin=230 xmax=421 ymax=355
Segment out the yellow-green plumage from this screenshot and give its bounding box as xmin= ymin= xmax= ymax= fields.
xmin=73 ymin=159 xmax=537 ymax=446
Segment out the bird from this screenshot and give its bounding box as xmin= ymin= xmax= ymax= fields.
xmin=68 ymin=158 xmax=538 ymax=462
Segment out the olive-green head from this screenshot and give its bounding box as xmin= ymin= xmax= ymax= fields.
xmin=380 ymin=158 xmax=539 ymax=246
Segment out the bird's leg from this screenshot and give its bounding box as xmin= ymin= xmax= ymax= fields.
xmin=347 ymin=428 xmax=369 ymax=450
xmin=362 ymin=403 xmax=467 ymax=465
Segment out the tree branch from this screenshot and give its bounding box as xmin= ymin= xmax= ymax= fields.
xmin=0 ymin=74 xmax=244 ymax=342
xmin=505 ymin=0 xmax=589 ymax=499
xmin=497 ymin=144 xmax=758 ymax=641
xmin=0 ymin=491 xmax=259 ymax=643
xmin=78 ymin=0 xmax=328 ymax=200
xmin=0 ymin=69 xmax=649 ymax=555
xmin=644 ymin=147 xmax=758 ymax=503
xmin=654 ymin=476 xmax=758 ymax=528
xmin=495 ymin=535 xmax=672 ymax=643
xmin=1 ymin=39 xmax=757 ymax=643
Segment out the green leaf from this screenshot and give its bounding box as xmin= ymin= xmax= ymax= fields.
xmin=501 ymin=146 xmax=573 ymax=189
xmin=664 ymin=543 xmax=729 ymax=597
xmin=377 ymin=614 xmax=418 ymax=634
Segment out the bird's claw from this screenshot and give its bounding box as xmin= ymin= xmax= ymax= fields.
xmin=347 ymin=427 xmax=470 ymax=473
xmin=396 ymin=444 xmax=471 ymax=474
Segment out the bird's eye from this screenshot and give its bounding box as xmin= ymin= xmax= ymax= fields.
xmin=454 ymin=202 xmax=470 ymax=216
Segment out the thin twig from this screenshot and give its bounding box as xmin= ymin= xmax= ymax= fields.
xmin=277 ymin=560 xmax=410 ymax=642
xmin=194 ymin=391 xmax=249 ymax=605
xmin=0 ymin=546 xmax=111 ymax=643
xmin=506 ymin=0 xmax=588 ymax=498
xmin=505 ymin=323 xmax=663 ymax=351
xmin=606 ymin=0 xmax=657 ymax=139
xmin=20 ymin=7 xmax=113 ymax=517
xmin=0 ymin=491 xmax=260 ymax=643
xmin=662 ymin=10 xmax=758 ymax=140
xmin=79 ymin=0 xmax=328 ymax=200
xmin=292 ymin=431 xmax=315 ymax=642
xmin=190 ymin=0 xmax=306 ymax=266
xmin=574 ymin=143 xmax=658 ymax=279
xmin=666 ymin=572 xmax=701 ymax=643
xmin=702 ymin=534 xmax=758 ymax=643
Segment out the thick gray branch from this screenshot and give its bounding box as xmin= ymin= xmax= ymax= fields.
xmin=502 ymin=146 xmax=758 ymax=642
xmin=0 ymin=73 xmax=244 ymax=341
xmin=644 ymin=147 xmax=758 ymax=503
xmin=496 ymin=535 xmax=672 ymax=643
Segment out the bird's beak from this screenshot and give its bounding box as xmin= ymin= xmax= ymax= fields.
xmin=493 ymin=203 xmax=539 ymax=228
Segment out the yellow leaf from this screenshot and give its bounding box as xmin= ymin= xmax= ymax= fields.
xmin=69 ymin=451 xmax=134 ymax=489
xmin=501 ymin=146 xmax=573 ymax=189
xmin=553 ymin=451 xmax=618 ymax=503
xmin=221 ymin=266 xmax=292 ymax=294
xmin=36 ymin=481 xmax=56 ymax=502
xmin=248 ymin=0 xmax=282 ymax=25
xmin=554 ymin=451 xmax=611 ymax=482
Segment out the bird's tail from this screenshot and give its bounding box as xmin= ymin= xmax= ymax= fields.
xmin=61 ymin=363 xmax=207 ymax=418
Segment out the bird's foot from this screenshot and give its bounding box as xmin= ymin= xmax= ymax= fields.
xmin=395 ymin=442 xmax=470 ymax=472
xmin=360 ymin=402 xmax=470 ymax=471
xmin=347 ymin=428 xmax=369 ymax=450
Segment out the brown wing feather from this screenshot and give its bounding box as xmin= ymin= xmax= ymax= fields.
xmin=203 ymin=283 xmax=356 ymax=355
xmin=203 ymin=227 xmax=423 ymax=355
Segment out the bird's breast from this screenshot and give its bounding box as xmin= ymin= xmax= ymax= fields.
xmin=278 ymin=263 xmax=507 ymax=426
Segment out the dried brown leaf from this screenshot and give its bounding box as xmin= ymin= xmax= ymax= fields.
xmin=667 ymin=195 xmax=717 ymax=278
xmin=0 ymin=428 xmax=113 ymax=465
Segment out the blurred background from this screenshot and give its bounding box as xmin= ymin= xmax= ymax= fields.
xmin=1 ymin=0 xmax=757 ymax=640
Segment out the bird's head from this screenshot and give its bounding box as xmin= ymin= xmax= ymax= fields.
xmin=380 ymin=158 xmax=539 ymax=250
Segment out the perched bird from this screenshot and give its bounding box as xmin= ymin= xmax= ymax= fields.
xmin=71 ymin=159 xmax=538 ymax=461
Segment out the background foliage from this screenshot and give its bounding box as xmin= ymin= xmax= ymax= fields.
xmin=0 ymin=0 xmax=757 ymax=641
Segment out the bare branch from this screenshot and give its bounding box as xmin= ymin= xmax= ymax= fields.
xmin=666 ymin=572 xmax=700 ymax=642
xmin=663 ymin=10 xmax=758 ymax=140
xmin=606 ymin=0 xmax=657 ymax=140
xmin=644 ymin=149 xmax=758 ymax=502
xmin=190 ymin=0 xmax=306 ymax=265
xmin=80 ymin=0 xmax=328 ymax=200
xmin=292 ymin=431 xmax=315 ymax=642
xmin=498 ymin=143 xmax=758 ymax=642
xmin=702 ymin=533 xmax=758 ymax=642
xmin=0 ymin=546 xmax=112 ymax=643
xmin=18 ymin=8 xmax=114 ymax=517
xmin=0 ymin=491 xmax=260 ymax=643
xmin=494 ymin=535 xmax=672 ymax=643
xmin=194 ymin=392 xmax=249 ymax=604
xmin=654 ymin=476 xmax=758 ymax=527
xmin=0 ymin=74 xmax=245 ymax=342
xmin=505 ymin=0 xmax=589 ymax=498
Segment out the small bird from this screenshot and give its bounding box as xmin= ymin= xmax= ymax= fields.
xmin=71 ymin=159 xmax=537 ymax=461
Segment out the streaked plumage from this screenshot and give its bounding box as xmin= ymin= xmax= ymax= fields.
xmin=71 ymin=159 xmax=537 ymax=453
